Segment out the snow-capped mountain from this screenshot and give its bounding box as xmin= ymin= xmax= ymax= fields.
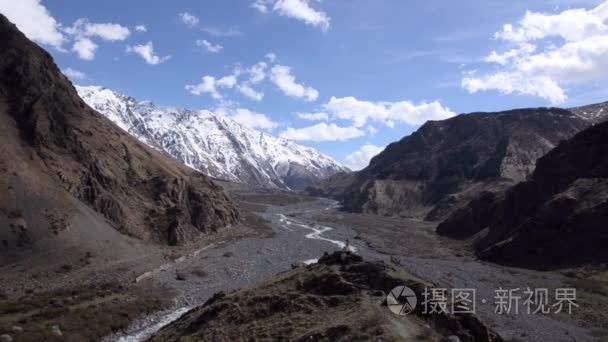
xmin=76 ymin=85 xmax=348 ymax=190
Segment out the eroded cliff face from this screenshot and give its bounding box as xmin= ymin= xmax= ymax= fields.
xmin=438 ymin=121 xmax=608 ymax=269
xmin=0 ymin=14 xmax=238 ymax=245
xmin=339 ymin=108 xmax=592 ymax=220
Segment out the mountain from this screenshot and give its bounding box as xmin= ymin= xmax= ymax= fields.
xmin=571 ymin=101 xmax=608 ymax=124
xmin=310 ymin=106 xmax=606 ymax=221
xmin=75 ymin=86 xmax=348 ymax=190
xmin=0 ymin=14 xmax=238 ymax=253
xmin=437 ymin=121 xmax=608 ymax=270
xmin=149 ymin=251 xmax=502 ymax=342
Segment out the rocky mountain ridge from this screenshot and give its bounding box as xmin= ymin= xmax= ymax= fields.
xmin=76 ymin=85 xmax=348 ymax=190
xmin=308 ymin=104 xmax=607 ymax=221
xmin=0 ymin=14 xmax=238 ymax=249
xmin=437 ymin=120 xmax=608 ymax=269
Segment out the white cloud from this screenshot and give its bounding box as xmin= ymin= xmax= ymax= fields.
xmin=248 ymin=62 xmax=267 ymax=83
xmin=81 ymin=21 xmax=130 ymax=41
xmin=126 ymin=41 xmax=171 ymax=65
xmin=202 ymin=26 xmax=241 ymax=37
xmin=0 ymin=1 xmax=132 ymax=61
xmin=462 ymin=72 xmax=566 ymax=104
xmin=265 ymin=52 xmax=277 ymax=63
xmin=494 ymin=3 xmax=608 ymax=43
xmin=229 ymin=108 xmax=278 ymax=130
xmin=0 ymin=0 xmax=65 ymax=49
xmin=186 ymin=76 xmax=221 ymax=98
xmin=279 ymin=123 xmax=364 ymax=142
xmin=179 ymin=12 xmax=199 ymax=28
xmin=252 ymin=0 xmax=330 ymax=31
xmin=270 ymin=65 xmax=319 ymax=101
xmin=252 ymin=0 xmax=269 ymax=13
xmin=297 ymin=112 xmax=328 ymax=121
xmin=484 ymin=43 xmax=536 ymax=65
xmin=65 ymin=18 xmax=130 ymax=41
xmin=62 ymin=67 xmax=86 ymax=80
xmin=72 ymin=38 xmax=97 ymax=60
xmin=463 ymin=1 xmax=608 ymax=104
xmin=196 ymin=39 xmax=223 ymax=53
xmin=186 ymin=74 xmax=237 ymax=99
xmin=63 ymin=18 xmax=130 ymax=60
xmin=185 ymin=55 xmax=321 ymax=103
xmin=324 ymin=96 xmax=455 ymax=128
xmin=237 ymin=84 xmax=264 ymax=101
xmin=344 ymin=144 xmax=385 ymax=171
xmin=135 ymin=25 xmax=147 ymax=33
xmin=217 ymin=75 xmax=237 ymax=88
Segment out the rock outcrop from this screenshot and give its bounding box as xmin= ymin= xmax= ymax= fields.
xmin=150 ymin=251 xmax=503 ymax=342
xmin=0 ymin=14 xmax=238 ymax=246
xmin=338 ymin=108 xmax=592 ymax=220
xmin=437 ymin=121 xmax=608 ymax=269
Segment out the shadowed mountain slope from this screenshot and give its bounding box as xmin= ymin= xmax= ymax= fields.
xmin=437 ymin=120 xmax=608 ymax=269
xmin=0 ymin=14 xmax=238 ymax=254
xmin=336 ymin=108 xmax=593 ymax=220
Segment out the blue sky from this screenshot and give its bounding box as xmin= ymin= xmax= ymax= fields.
xmin=2 ymin=0 xmax=608 ymax=169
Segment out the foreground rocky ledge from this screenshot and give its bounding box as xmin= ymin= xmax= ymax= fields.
xmin=149 ymin=251 xmax=503 ymax=342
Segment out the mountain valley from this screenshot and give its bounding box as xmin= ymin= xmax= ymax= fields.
xmin=0 ymin=6 xmax=607 ymax=342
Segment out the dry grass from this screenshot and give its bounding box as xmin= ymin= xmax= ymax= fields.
xmin=0 ymin=282 xmax=168 ymax=341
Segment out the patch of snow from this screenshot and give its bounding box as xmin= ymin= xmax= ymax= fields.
xmin=76 ymin=85 xmax=348 ymax=189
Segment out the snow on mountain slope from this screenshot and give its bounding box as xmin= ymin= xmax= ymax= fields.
xmin=570 ymin=101 xmax=608 ymax=124
xmin=76 ymin=85 xmax=348 ymax=190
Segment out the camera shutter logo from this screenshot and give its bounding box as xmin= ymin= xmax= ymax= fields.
xmin=387 ymin=286 xmax=417 ymax=315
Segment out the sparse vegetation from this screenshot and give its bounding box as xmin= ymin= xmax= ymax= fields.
xmin=0 ymin=283 xmax=166 ymax=341
xmin=7 ymin=209 xmax=22 ymax=219
xmin=191 ymin=268 xmax=208 ymax=278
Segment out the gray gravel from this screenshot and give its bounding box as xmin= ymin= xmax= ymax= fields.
xmin=110 ymin=198 xmax=597 ymax=342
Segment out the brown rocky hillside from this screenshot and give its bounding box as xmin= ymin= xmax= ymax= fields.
xmin=0 ymin=14 xmax=238 ymax=250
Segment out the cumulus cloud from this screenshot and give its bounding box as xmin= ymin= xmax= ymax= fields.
xmin=186 ymin=55 xmax=320 ymax=103
xmin=237 ymin=84 xmax=264 ymax=101
xmin=72 ymin=38 xmax=97 ymax=60
xmin=252 ymin=0 xmax=269 ymax=13
xmin=186 ymin=74 xmax=237 ymax=99
xmin=64 ymin=18 xmax=130 ymax=60
xmin=270 ymin=65 xmax=319 ymax=101
xmin=0 ymin=0 xmax=65 ymax=49
xmin=279 ymin=123 xmax=364 ymax=142
xmin=229 ymin=108 xmax=278 ymax=130
xmin=297 ymin=112 xmax=328 ymax=121
xmin=252 ymin=0 xmax=330 ymax=31
xmin=344 ymin=144 xmax=385 ymax=171
xmin=135 ymin=25 xmax=147 ymax=32
xmin=248 ymin=62 xmax=267 ymax=83
xmin=196 ymin=39 xmax=223 ymax=53
xmin=68 ymin=19 xmax=130 ymax=41
xmin=323 ymin=96 xmax=455 ymax=128
xmin=0 ymin=0 xmax=130 ymax=60
xmin=62 ymin=67 xmax=86 ymax=80
xmin=126 ymin=41 xmax=171 ymax=65
xmin=179 ymin=12 xmax=199 ymax=28
xmin=462 ymin=1 xmax=608 ymax=104
xmin=217 ymin=75 xmax=237 ymax=88
xmin=186 ymin=76 xmax=221 ymax=98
